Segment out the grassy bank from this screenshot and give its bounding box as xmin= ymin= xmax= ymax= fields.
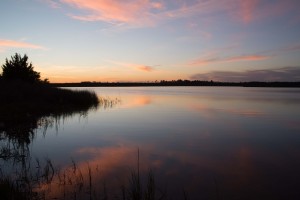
xmin=0 ymin=80 xmax=98 ymax=121
xmin=0 ymin=80 xmax=99 ymax=114
xmin=0 ymin=79 xmax=99 ymax=141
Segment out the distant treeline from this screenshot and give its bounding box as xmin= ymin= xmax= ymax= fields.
xmin=51 ymin=80 xmax=300 ymax=87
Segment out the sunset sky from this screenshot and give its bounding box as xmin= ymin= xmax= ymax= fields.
xmin=1 ymin=0 xmax=300 ymax=83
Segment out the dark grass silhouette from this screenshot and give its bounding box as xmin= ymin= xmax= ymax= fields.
xmin=0 ymin=79 xmax=99 ymax=143
xmin=0 ymin=53 xmax=99 ymax=137
xmin=0 ymin=55 xmax=99 ymax=149
xmin=0 ymin=79 xmax=99 ymax=114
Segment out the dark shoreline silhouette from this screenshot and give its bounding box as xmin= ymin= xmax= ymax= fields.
xmin=52 ymin=80 xmax=300 ymax=88
xmin=0 ymin=79 xmax=99 ymax=140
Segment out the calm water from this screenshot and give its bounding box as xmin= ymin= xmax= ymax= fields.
xmin=2 ymin=87 xmax=300 ymax=199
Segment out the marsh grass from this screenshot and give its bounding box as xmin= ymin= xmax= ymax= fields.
xmin=0 ymin=79 xmax=102 ymax=145
xmin=98 ymin=97 xmax=121 ymax=110
xmin=0 ymin=80 xmax=123 ymax=138
xmin=0 ymin=80 xmax=99 ymax=115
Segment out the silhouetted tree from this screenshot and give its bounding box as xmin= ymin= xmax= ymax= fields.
xmin=1 ymin=53 xmax=41 ymax=83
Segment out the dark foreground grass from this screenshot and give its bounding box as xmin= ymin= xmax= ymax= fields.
xmin=0 ymin=80 xmax=99 ymax=115
xmin=0 ymin=80 xmax=99 ymax=136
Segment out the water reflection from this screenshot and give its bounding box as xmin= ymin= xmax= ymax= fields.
xmin=121 ymin=96 xmax=153 ymax=108
xmin=1 ymin=87 xmax=300 ymax=199
xmin=0 ymin=96 xmax=120 ymax=199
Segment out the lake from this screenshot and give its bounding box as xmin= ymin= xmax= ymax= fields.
xmin=1 ymin=87 xmax=300 ymax=199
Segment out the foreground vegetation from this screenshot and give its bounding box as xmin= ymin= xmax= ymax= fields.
xmin=0 ymin=53 xmax=186 ymax=199
xmin=0 ymin=153 xmax=181 ymax=200
xmin=0 ymin=79 xmax=99 ymax=139
xmin=0 ymin=79 xmax=99 ymax=115
xmin=0 ymin=53 xmax=99 ymax=114
xmin=0 ymin=53 xmax=99 ymax=138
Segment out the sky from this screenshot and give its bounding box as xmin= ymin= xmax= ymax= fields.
xmin=1 ymin=0 xmax=300 ymax=83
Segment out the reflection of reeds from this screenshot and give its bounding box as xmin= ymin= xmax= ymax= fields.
xmin=127 ymin=149 xmax=158 ymax=200
xmin=0 ymin=155 xmax=179 ymax=200
xmin=0 ymin=93 xmax=119 ymax=155
xmin=0 ymin=176 xmax=29 ymax=200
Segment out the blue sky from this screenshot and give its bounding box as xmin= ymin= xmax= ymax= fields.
xmin=1 ymin=0 xmax=300 ymax=82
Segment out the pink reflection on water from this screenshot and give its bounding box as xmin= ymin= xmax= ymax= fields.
xmin=32 ymin=87 xmax=300 ymax=199
xmin=120 ymin=95 xmax=153 ymax=108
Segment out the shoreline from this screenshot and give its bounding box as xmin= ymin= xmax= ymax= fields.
xmin=51 ymin=81 xmax=300 ymax=88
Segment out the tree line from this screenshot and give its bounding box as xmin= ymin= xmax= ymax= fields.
xmin=1 ymin=53 xmax=299 ymax=87
xmin=53 ymin=80 xmax=300 ymax=87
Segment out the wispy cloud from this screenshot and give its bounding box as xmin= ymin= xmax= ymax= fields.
xmin=42 ymin=0 xmax=300 ymax=30
xmin=43 ymin=0 xmax=61 ymax=9
xmin=189 ymin=54 xmax=269 ymax=66
xmin=106 ymin=60 xmax=155 ymax=72
xmin=137 ymin=65 xmax=154 ymax=72
xmin=226 ymin=0 xmax=300 ymax=24
xmin=278 ymin=43 xmax=300 ymax=52
xmin=233 ymin=0 xmax=259 ymax=24
xmin=237 ymin=0 xmax=259 ymax=23
xmin=37 ymin=1 xmax=254 ymax=27
xmin=190 ymin=66 xmax=300 ymax=82
xmin=59 ymin=0 xmax=164 ymax=26
xmin=0 ymin=39 xmax=45 ymax=51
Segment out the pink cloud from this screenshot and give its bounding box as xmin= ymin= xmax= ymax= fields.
xmin=106 ymin=60 xmax=155 ymax=72
xmin=219 ymin=0 xmax=265 ymax=24
xmin=226 ymin=55 xmax=269 ymax=62
xmin=137 ymin=65 xmax=154 ymax=72
xmin=49 ymin=0 xmax=234 ymax=27
xmin=0 ymin=39 xmax=44 ymax=49
xmin=151 ymin=2 xmax=164 ymax=9
xmin=231 ymin=0 xmax=300 ymax=24
xmin=48 ymin=0 xmax=299 ymax=28
xmin=60 ymin=0 xmax=162 ymax=25
xmin=238 ymin=0 xmax=259 ymax=23
xmin=190 ymin=54 xmax=269 ymax=66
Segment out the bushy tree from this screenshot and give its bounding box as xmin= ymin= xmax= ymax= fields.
xmin=1 ymin=53 xmax=41 ymax=83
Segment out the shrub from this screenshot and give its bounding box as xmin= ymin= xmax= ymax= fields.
xmin=1 ymin=53 xmax=41 ymax=83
